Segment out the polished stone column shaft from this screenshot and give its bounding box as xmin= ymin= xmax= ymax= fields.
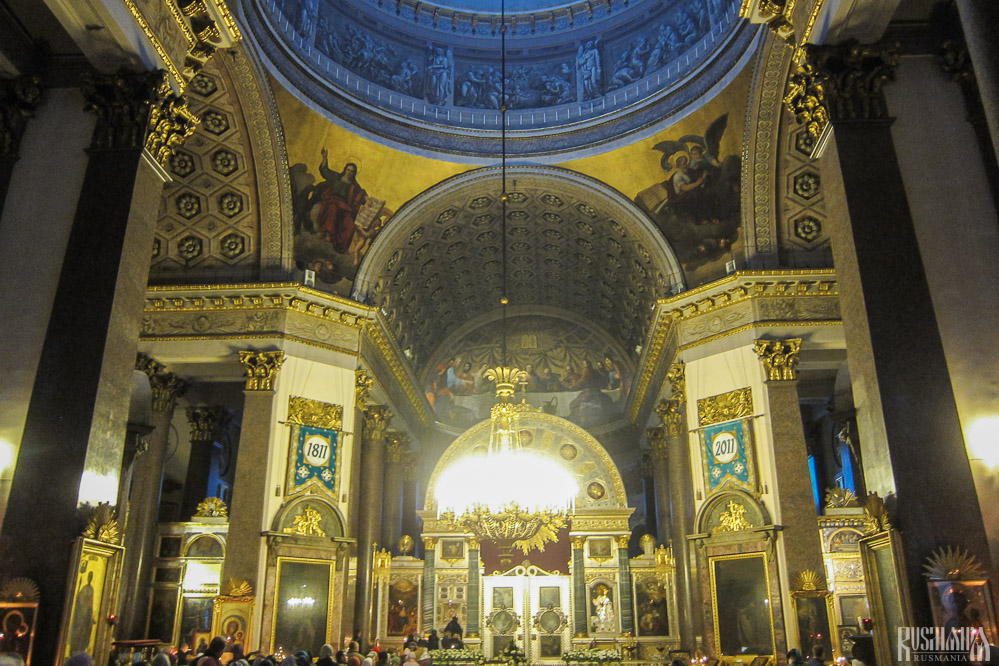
xmin=467 ymin=539 xmax=481 ymax=637
xmin=222 ymin=351 xmax=284 ymax=589
xmin=354 ymin=405 xmax=390 ymax=645
xmin=422 ymin=536 xmax=436 ymax=634
xmin=616 ymin=535 xmax=634 ymax=634
xmin=120 ymin=359 xmax=184 ymax=638
xmin=571 ymin=537 xmax=587 ymax=636
xmin=381 ymin=433 xmax=408 ymax=554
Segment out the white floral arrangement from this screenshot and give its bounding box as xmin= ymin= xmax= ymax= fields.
xmin=563 ymin=649 xmax=623 ymax=664
xmin=428 ymin=648 xmax=486 ymax=665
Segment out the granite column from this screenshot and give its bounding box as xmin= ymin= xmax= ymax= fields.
xmin=381 ymin=432 xmax=409 ymax=554
xmin=354 ymin=405 xmax=390 ymax=646
xmin=180 ymin=406 xmax=226 ymax=521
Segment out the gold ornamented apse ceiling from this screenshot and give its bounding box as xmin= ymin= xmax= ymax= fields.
xmin=353 ymin=166 xmax=685 ymax=374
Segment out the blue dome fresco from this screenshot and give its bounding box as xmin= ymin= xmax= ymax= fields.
xmin=241 ymin=0 xmax=756 ymax=156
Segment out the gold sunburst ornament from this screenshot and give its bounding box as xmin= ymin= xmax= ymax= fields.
xmin=83 ymin=503 xmax=121 ymax=544
xmin=0 ymin=577 xmax=40 ymax=602
xmin=861 ymin=492 xmax=891 ymax=534
xmin=824 ymin=487 xmax=859 ymax=508
xmin=923 ymin=546 xmax=987 ymax=581
xmin=195 ymin=497 xmax=228 ymax=518
xmin=221 ymin=577 xmax=253 ymax=597
xmin=793 ymin=569 xmax=824 ymax=591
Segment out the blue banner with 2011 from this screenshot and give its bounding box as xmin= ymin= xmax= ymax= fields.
xmin=292 ymin=425 xmax=339 ymax=494
xmin=701 ymin=418 xmax=755 ymax=492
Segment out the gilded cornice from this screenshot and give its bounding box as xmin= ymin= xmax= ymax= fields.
xmin=140 ymin=284 xmax=432 ymax=427
xmin=629 ymin=271 xmax=839 ymax=423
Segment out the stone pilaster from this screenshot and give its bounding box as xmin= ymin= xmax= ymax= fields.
xmin=616 ymin=534 xmax=634 ymax=634
xmin=354 ymin=404 xmax=391 ymax=646
xmin=120 ymin=354 xmax=186 ymax=638
xmin=801 ymin=41 xmax=993 ymax=627
xmin=0 ymin=76 xmax=42 ymax=213
xmin=753 ymin=338 xmax=829 ymax=647
xmin=467 ymin=537 xmax=481 ymax=637
xmin=180 ymin=405 xmax=226 ymax=520
xmin=381 ymin=431 xmax=409 ymax=554
xmin=571 ymin=535 xmax=587 ymax=636
xmin=0 ymin=69 xmax=193 ymax=665
xmin=221 ymin=350 xmax=284 ymax=589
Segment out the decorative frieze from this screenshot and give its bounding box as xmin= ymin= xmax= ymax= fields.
xmin=287 ymin=396 xmax=343 ymax=430
xmin=697 ymin=388 xmax=753 ymax=427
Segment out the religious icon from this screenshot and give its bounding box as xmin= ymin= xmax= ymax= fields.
xmin=590 ymin=584 xmax=617 ymax=633
xmin=440 ymin=539 xmax=465 ymax=562
xmin=588 ymin=538 xmax=612 ymax=561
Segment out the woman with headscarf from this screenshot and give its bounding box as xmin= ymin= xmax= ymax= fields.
xmin=317 ymin=645 xmax=335 ymax=666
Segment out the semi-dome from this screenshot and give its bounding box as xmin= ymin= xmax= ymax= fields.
xmin=238 ymin=0 xmax=756 ymax=156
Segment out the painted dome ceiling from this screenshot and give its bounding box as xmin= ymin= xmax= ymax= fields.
xmin=240 ymin=0 xmax=754 ymax=155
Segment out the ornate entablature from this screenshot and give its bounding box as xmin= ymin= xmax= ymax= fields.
xmin=241 ymin=0 xmax=757 ymax=155
xmin=138 ymin=283 xmax=432 ymax=425
xmin=627 ymin=269 xmax=840 ymax=423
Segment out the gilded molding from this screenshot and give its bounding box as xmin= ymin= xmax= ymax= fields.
xmin=697 ymin=388 xmax=754 ymax=427
xmin=121 ymin=0 xmax=186 ymax=84
xmin=754 ymin=337 xmax=802 ymax=381
xmin=287 ymin=396 xmax=343 ymax=430
xmin=239 ymin=350 xmax=285 ymax=391
xmin=0 ymin=76 xmax=42 ymax=159
xmin=187 ymin=406 xmax=226 ymax=441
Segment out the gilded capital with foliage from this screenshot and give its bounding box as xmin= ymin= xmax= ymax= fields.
xmin=0 ymin=75 xmax=42 ymax=158
xmin=656 ymin=398 xmax=684 ymax=436
xmin=754 ymin=338 xmax=802 ymax=381
xmin=239 ymin=350 xmax=285 ymax=391
xmin=137 ymin=353 xmax=186 ymax=412
xmin=666 ymin=362 xmax=686 ymax=405
xmin=187 ymin=406 xmax=226 ymax=441
xmin=647 ymin=427 xmax=668 ymax=461
xmin=363 ymin=405 xmax=392 ymax=440
xmin=385 ymin=431 xmax=410 ymax=463
xmin=785 ymin=41 xmax=900 ymax=140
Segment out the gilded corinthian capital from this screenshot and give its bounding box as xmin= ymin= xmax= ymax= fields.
xmin=0 ymin=76 xmax=42 ymax=159
xmin=655 ymin=399 xmax=683 ymax=436
xmin=137 ymin=353 xmax=186 ymax=412
xmin=363 ymin=405 xmax=392 ymax=440
xmin=647 ymin=427 xmax=668 ymax=461
xmin=187 ymin=406 xmax=226 ymax=442
xmin=666 ymin=362 xmax=686 ymax=405
xmin=785 ymin=41 xmax=900 ymax=142
xmin=754 ymin=338 xmax=802 ymax=381
xmin=385 ymin=431 xmax=411 ymax=463
xmin=239 ymin=350 xmax=285 ymax=390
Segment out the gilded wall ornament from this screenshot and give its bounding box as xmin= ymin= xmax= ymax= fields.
xmin=239 ymin=350 xmax=285 ymax=390
xmin=647 ymin=427 xmax=668 ymax=461
xmin=666 ymin=362 xmax=686 ymax=405
xmin=287 ymin=396 xmax=343 ymax=430
xmin=137 ymin=352 xmax=187 ymax=412
xmin=363 ymin=405 xmax=392 ymax=440
xmin=824 ymin=487 xmax=859 ymax=508
xmin=283 ymin=506 xmax=326 ymax=537
xmin=923 ymin=546 xmax=987 ymax=581
xmin=754 ymin=338 xmax=802 ymax=381
xmin=398 ymin=534 xmax=415 ymax=555
xmin=355 ymin=369 xmax=374 ymax=408
xmin=712 ymin=501 xmax=753 ymax=533
xmin=656 ymin=399 xmax=684 ymax=436
xmin=697 ymin=387 xmax=754 ymax=426
xmin=195 ymin=496 xmax=228 ymax=518
xmin=861 ymin=492 xmax=891 ymax=534
xmin=792 ymin=569 xmax=825 ymax=592
xmin=221 ymin=577 xmax=253 ymax=596
xmin=83 ymin=503 xmax=121 ymax=544
xmin=144 ymin=77 xmax=200 ymax=167
xmin=0 ymin=577 xmax=40 ymax=602
xmin=385 ymin=432 xmax=411 ymax=463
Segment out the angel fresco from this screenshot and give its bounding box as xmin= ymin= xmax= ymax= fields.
xmin=636 ymin=114 xmax=741 ymax=271
xmin=292 ymin=148 xmax=392 ymax=289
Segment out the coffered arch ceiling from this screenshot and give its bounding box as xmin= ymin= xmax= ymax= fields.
xmin=353 ymin=166 xmax=684 ymax=375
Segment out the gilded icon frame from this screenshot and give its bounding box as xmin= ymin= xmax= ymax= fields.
xmin=789 ymin=590 xmax=835 ymax=660
xmin=271 ymin=557 xmax=334 ymax=656
xmin=709 ymin=551 xmax=776 ymax=658
xmin=55 ymin=537 xmax=124 ymax=666
xmin=212 ymin=595 xmax=256 ymax=652
xmin=0 ymin=599 xmax=38 ymax=664
xmin=859 ymin=529 xmax=912 ymax=666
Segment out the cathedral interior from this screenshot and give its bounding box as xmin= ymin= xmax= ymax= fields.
xmin=0 ymin=0 xmax=998 ymax=664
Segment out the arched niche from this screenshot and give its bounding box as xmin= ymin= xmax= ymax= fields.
xmin=425 ymin=410 xmax=628 ymax=513
xmin=270 ymin=495 xmax=346 ymax=538
xmin=694 ymin=489 xmax=772 ymax=536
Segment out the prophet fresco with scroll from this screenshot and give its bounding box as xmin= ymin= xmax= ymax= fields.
xmin=292 ymin=147 xmax=392 ymax=289
xmin=635 ymin=114 xmax=740 ymax=271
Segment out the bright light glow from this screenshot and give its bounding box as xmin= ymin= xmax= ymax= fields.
xmin=0 ymin=439 xmax=14 ymax=473
xmin=286 ymin=596 xmax=316 ymax=608
xmin=183 ymin=561 xmax=221 ymax=590
xmin=77 ymin=470 xmax=119 ymax=506
xmin=435 ymin=448 xmax=578 ymax=516
xmin=967 ymin=417 xmax=999 ymax=468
